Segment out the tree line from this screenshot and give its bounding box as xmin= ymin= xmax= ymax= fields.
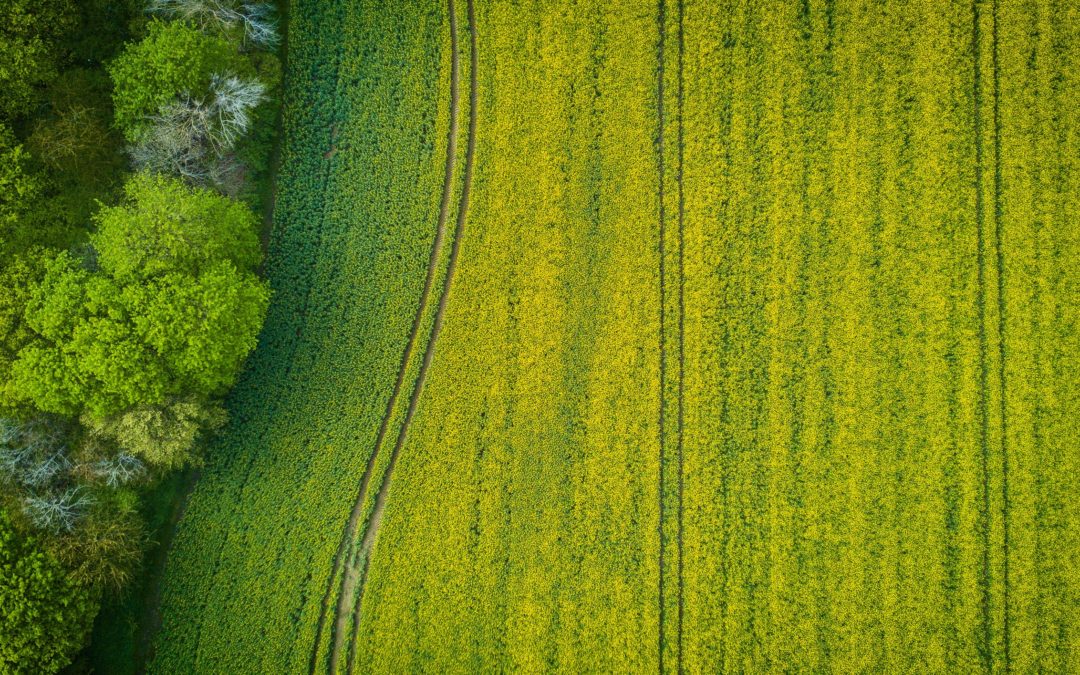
xmin=0 ymin=1 xmax=279 ymax=671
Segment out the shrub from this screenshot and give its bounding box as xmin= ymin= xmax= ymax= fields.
xmin=83 ymin=396 xmax=227 ymax=470
xmin=0 ymin=0 xmax=77 ymax=119
xmin=48 ymin=500 xmax=146 ymax=592
xmin=0 ymin=511 xmax=98 ymax=673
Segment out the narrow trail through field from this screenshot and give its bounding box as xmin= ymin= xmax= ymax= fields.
xmin=972 ymin=0 xmax=1010 ymax=669
xmin=308 ymin=0 xmax=464 ymax=670
xmin=341 ymin=1 xmax=478 ymax=670
xmin=971 ymin=0 xmax=993 ymax=667
xmin=336 ymin=2 xmax=477 ymax=669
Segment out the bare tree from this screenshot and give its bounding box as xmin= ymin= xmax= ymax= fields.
xmin=89 ymin=453 xmax=147 ymax=488
xmin=0 ymin=418 xmax=70 ymax=489
xmin=147 ymin=0 xmax=280 ymax=48
xmin=19 ymin=451 xmax=72 ymax=488
xmin=129 ymin=74 xmax=265 ymax=187
xmin=129 ymin=108 xmax=217 ymax=184
xmin=23 ymin=488 xmax=93 ymax=533
xmin=207 ymin=75 xmax=266 ymax=149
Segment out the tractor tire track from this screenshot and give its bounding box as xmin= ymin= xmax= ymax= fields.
xmin=971 ymin=0 xmax=992 ymax=668
xmin=675 ymin=0 xmax=686 ymax=671
xmin=338 ymin=0 xmax=478 ymax=671
xmin=990 ymin=0 xmax=1011 ymax=668
xmin=657 ymin=0 xmax=686 ymax=670
xmin=308 ymin=0 xmax=464 ymax=670
xmin=656 ymin=0 xmax=669 ymax=670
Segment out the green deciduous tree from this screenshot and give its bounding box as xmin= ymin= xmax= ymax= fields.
xmin=84 ymin=396 xmax=227 ymax=470
xmin=108 ymin=20 xmax=245 ymax=141
xmin=12 ymin=253 xmax=268 ymax=419
xmin=92 ymin=172 xmax=262 ymax=280
xmin=0 ymin=125 xmax=44 ymax=256
xmin=0 ymin=511 xmax=98 ymax=674
xmin=123 ymin=262 xmax=268 ymax=393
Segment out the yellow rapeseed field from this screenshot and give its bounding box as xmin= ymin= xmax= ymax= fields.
xmin=153 ymin=0 xmax=1078 ymax=672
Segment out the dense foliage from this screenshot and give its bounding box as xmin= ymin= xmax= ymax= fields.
xmin=83 ymin=397 xmax=227 ymax=470
xmin=0 ymin=0 xmax=77 ymax=119
xmin=0 ymin=0 xmax=279 ymax=671
xmin=10 ymin=244 xmax=267 ymax=418
xmin=108 ymin=20 xmax=243 ymax=141
xmin=95 ymin=173 xmax=262 ymax=280
xmin=0 ymin=126 xmax=44 ymax=257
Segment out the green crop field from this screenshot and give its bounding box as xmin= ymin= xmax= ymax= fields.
xmin=151 ymin=0 xmax=1079 ymax=672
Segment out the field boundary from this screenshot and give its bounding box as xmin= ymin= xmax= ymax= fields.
xmin=341 ymin=0 xmax=478 ymax=669
xmin=308 ymin=0 xmax=464 ymax=670
xmin=135 ymin=468 xmax=200 ymax=674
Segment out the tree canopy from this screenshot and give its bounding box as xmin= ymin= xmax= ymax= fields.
xmin=108 ymin=20 xmax=245 ymax=140
xmin=11 ymin=244 xmax=268 ymax=419
xmin=92 ymin=172 xmax=262 ymax=280
xmin=0 ymin=0 xmax=77 ymax=119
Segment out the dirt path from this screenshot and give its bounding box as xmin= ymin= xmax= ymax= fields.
xmin=340 ymin=0 xmax=478 ymax=670
xmin=310 ymin=0 xmax=468 ymax=672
